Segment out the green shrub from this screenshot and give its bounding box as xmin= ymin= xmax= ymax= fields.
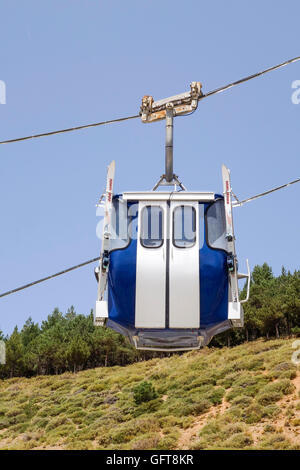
xmin=291 ymin=326 xmax=300 ymax=337
xmin=237 ymin=358 xmax=265 ymax=371
xmin=31 ymin=417 xmax=49 ymax=430
xmin=183 ymin=375 xmax=217 ymax=390
xmin=217 ymin=372 xmax=240 ymax=389
xmin=199 ymin=421 xmax=221 ymax=437
xmin=189 ymin=438 xmax=208 ymax=450
xmin=262 ymin=404 xmax=280 ymax=419
xmin=231 ymin=395 xmax=253 ymax=408
xmin=260 ymin=434 xmax=291 ymax=450
xmin=226 ymin=374 xmax=269 ymax=401
xmin=189 ymin=399 xmax=212 ymax=416
xmin=256 ymin=391 xmax=282 ymax=406
xmin=66 ymin=440 xmax=91 ymax=450
xmin=159 ymin=415 xmax=188 ymax=429
xmin=223 ymin=423 xmax=245 ymax=435
xmin=133 ymin=398 xmax=162 ymax=417
xmin=241 ymin=403 xmax=264 ymax=424
xmin=262 ymin=379 xmax=295 ymax=396
xmin=45 ymin=416 xmax=68 ymax=431
xmin=205 ymin=387 xmax=225 ymax=405
xmin=168 ymin=397 xmax=211 ymax=417
xmin=131 ymin=434 xmax=160 ymax=450
xmin=133 ymin=382 xmax=158 ymax=405
xmin=223 ymin=432 xmax=253 ymax=449
xmin=157 ymin=431 xmax=179 ymax=450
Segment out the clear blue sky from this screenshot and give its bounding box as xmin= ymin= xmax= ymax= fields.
xmin=0 ymin=0 xmax=299 ymax=335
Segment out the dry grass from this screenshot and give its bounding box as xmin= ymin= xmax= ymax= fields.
xmin=0 ymin=338 xmax=299 ymax=450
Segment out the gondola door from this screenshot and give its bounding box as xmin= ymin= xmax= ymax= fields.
xmin=135 ymin=199 xmax=200 ymax=330
xmin=169 ymin=201 xmax=200 ymax=328
xmin=135 ymin=201 xmax=167 ymax=328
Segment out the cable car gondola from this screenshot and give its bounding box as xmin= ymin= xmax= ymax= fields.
xmin=94 ymin=84 xmax=250 ymax=352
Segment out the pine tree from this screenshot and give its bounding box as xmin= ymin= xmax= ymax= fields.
xmin=5 ymin=327 xmax=24 ymax=377
xmin=21 ymin=317 xmax=40 ymax=347
xmin=66 ymin=336 xmax=90 ymax=373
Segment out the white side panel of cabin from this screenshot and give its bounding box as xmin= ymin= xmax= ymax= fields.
xmin=169 ymin=202 xmax=200 ymax=328
xmin=135 ymin=201 xmax=167 ymax=328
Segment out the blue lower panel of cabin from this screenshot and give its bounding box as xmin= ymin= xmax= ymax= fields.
xmin=108 ymin=239 xmax=137 ymax=330
xmin=200 ymin=244 xmax=229 ymax=328
xmin=107 ymin=239 xmax=230 ymax=350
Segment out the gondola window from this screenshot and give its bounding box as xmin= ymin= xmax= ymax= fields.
xmin=206 ymin=199 xmax=227 ymax=251
xmin=173 ymin=206 xmax=196 ymax=248
xmin=110 ymin=199 xmax=129 ymax=250
xmin=141 ymin=206 xmax=164 ymax=248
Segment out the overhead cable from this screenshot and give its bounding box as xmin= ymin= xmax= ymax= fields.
xmin=0 ymin=257 xmax=100 ymax=298
xmin=1 ymin=55 xmax=300 ymax=145
xmin=233 ymin=177 xmax=300 ymax=207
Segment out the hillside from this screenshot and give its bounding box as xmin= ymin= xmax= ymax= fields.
xmin=0 ymin=338 xmax=300 ymax=450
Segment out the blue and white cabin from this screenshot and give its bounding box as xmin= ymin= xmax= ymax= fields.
xmin=95 ymin=190 xmax=248 ymax=351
